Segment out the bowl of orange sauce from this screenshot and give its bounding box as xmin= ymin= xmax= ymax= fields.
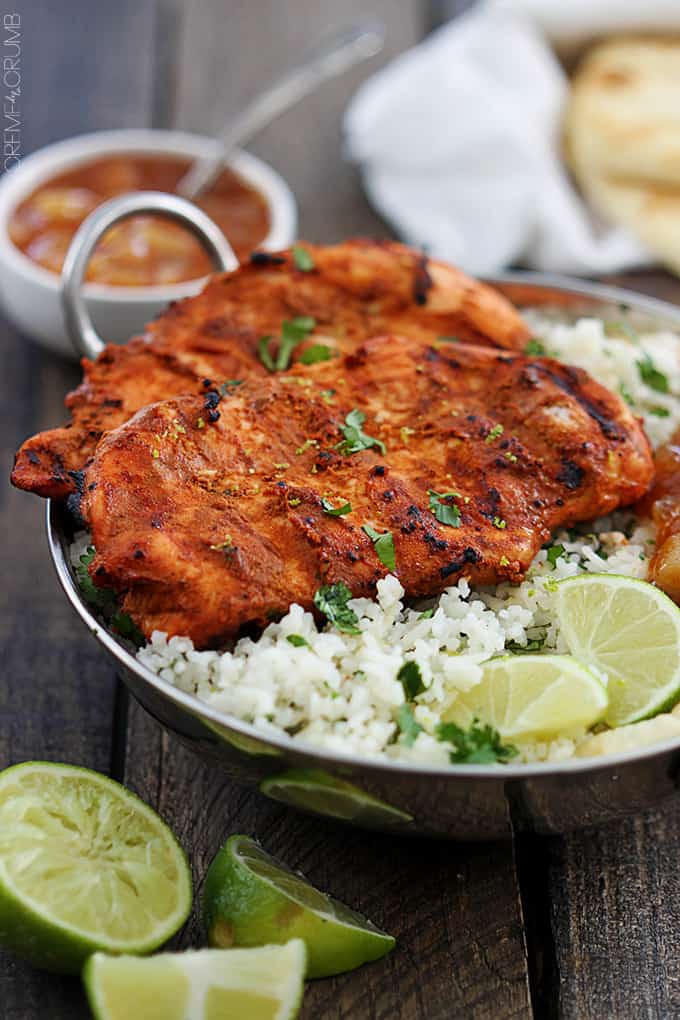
xmin=0 ymin=130 xmax=296 ymax=356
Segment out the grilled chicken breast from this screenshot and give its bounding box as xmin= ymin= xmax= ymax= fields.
xmin=11 ymin=240 xmax=529 ymax=500
xmin=81 ymin=335 xmax=653 ymax=648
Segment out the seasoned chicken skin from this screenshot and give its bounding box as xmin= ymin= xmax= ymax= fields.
xmin=81 ymin=335 xmax=653 ymax=648
xmin=11 ymin=240 xmax=529 ymax=499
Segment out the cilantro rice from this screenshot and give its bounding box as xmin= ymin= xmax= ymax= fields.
xmin=71 ymin=315 xmax=680 ymax=764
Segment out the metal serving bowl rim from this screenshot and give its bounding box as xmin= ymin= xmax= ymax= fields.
xmin=45 ymin=270 xmax=680 ymax=781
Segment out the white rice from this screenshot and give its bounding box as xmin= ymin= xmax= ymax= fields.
xmin=72 ymin=315 xmax=680 ymax=765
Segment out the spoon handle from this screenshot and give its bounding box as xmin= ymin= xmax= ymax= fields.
xmin=176 ymin=22 xmax=384 ymax=201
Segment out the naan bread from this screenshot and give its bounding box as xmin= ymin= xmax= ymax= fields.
xmin=564 ymin=36 xmax=680 ymax=272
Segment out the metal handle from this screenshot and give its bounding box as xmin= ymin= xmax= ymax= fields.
xmin=61 ymin=191 xmax=239 ymax=361
xmin=176 ymin=21 xmax=385 ymax=199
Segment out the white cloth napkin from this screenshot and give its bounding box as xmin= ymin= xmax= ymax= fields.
xmin=344 ymin=0 xmax=680 ymax=276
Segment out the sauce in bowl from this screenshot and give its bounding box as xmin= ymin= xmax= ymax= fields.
xmin=8 ymin=154 xmax=270 ymax=285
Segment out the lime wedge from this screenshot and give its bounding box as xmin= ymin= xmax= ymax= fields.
xmin=260 ymin=769 xmax=413 ymax=826
xmin=83 ymin=941 xmax=306 ymax=1020
xmin=442 ymin=654 xmax=608 ymax=741
xmin=0 ymin=762 xmax=192 ymax=974
xmin=202 ymin=835 xmax=395 ymax=978
xmin=554 ymin=574 xmax=680 ymax=726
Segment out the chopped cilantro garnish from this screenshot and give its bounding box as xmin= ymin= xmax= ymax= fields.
xmin=499 ymin=555 xmax=510 ymax=567
xmin=650 ymin=406 xmax=670 ymax=418
xmin=257 ymin=334 xmax=275 ymax=371
xmin=504 ymin=451 xmax=518 ymax=463
xmin=398 ymin=660 xmax=425 ymax=700
xmin=397 ymin=704 xmax=423 ymax=746
xmin=637 ymin=353 xmax=669 ymax=394
xmin=299 ymin=344 xmax=334 ymax=365
xmin=435 ymin=720 xmax=517 ymax=764
xmin=485 ymin=424 xmax=504 ymax=443
xmin=313 ymin=582 xmax=360 ymax=634
xmin=400 ymin=426 xmax=416 ymax=445
xmin=218 ymin=379 xmax=244 ymax=398
xmin=420 ymin=607 xmax=434 ymax=619
xmin=75 ymin=546 xmax=144 ymax=647
xmin=546 ymin=543 xmax=565 ymax=568
xmin=321 ymin=497 xmax=352 ymax=517
xmin=428 ymin=490 xmax=461 ymax=527
xmin=437 ymin=335 xmax=461 ymax=343
xmin=493 ymin=516 xmax=507 ymax=530
xmin=286 ymin=634 xmax=310 ymax=648
xmin=295 ymin=438 xmax=318 ymax=455
xmin=320 ymin=389 xmax=335 ymax=404
xmin=336 ymin=408 xmax=386 ymax=456
xmin=362 ymin=524 xmax=396 ymax=571
xmin=258 ymin=317 xmax=316 ymax=372
xmin=292 ymin=244 xmax=315 ymax=272
xmin=524 ymin=338 xmax=546 ymax=356
xmin=196 ymin=417 xmax=206 ymax=429
xmin=619 ymin=382 xmax=635 ymax=406
xmin=506 ymin=635 xmax=546 ymax=654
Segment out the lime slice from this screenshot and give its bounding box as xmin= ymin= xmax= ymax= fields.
xmin=442 ymin=654 xmax=608 ymax=741
xmin=0 ymin=762 xmax=192 ymax=974
xmin=260 ymin=769 xmax=413 ymax=826
xmin=554 ymin=574 xmax=680 ymax=726
xmin=83 ymin=941 xmax=306 ymax=1020
xmin=202 ymin=835 xmax=395 ymax=978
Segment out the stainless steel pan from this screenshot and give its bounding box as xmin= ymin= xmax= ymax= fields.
xmin=49 ymin=193 xmax=680 ymax=839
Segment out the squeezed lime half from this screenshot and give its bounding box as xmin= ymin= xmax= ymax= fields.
xmin=84 ymin=941 xmax=306 ymax=1020
xmin=202 ymin=835 xmax=395 ymax=978
xmin=0 ymin=761 xmax=192 ymax=973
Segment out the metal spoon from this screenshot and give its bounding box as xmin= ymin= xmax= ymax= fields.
xmin=176 ymin=22 xmax=384 ymax=201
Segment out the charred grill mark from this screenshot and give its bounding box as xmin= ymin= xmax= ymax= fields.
xmin=27 ymin=450 xmax=40 ymax=465
xmin=423 ymin=531 xmax=448 ymax=552
xmin=535 ymin=364 xmax=622 ymax=439
xmin=477 ymin=486 xmax=501 ymax=520
xmin=102 ymin=398 xmax=123 ymax=408
xmin=372 ymin=465 xmax=386 ymax=477
xmin=556 ymin=459 xmax=585 ymax=490
xmin=441 ymin=546 xmax=481 ymax=579
xmin=250 ymin=251 xmax=286 ymax=266
xmin=413 ymin=253 xmax=432 ymax=306
xmin=204 ymin=390 xmax=221 ymax=410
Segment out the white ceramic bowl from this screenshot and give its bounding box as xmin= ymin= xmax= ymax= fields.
xmin=0 ymin=129 xmax=297 ymax=358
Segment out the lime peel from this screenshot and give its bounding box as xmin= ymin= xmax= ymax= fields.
xmin=202 ymin=835 xmax=395 ymax=978
xmin=0 ymin=761 xmax=192 ymax=974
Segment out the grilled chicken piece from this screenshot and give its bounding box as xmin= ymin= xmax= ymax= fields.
xmin=11 ymin=240 xmax=529 ymax=500
xmin=638 ymin=426 xmax=680 ymax=600
xmin=81 ymin=334 xmax=653 ymax=648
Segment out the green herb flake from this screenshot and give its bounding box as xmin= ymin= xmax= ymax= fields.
xmin=321 ymin=497 xmax=352 ymax=517
xmin=336 ymin=408 xmax=386 ymax=456
xmin=295 ymin=438 xmax=318 ymax=456
xmin=546 ymin=543 xmax=565 ymax=568
xmin=524 ymin=338 xmax=546 ymax=356
xmin=219 ymin=379 xmax=244 ymax=396
xmin=504 ymin=451 xmax=518 ymax=463
xmin=428 ymin=490 xmax=462 ymax=528
xmin=637 ymin=353 xmax=669 ymax=394
xmin=257 ymin=334 xmax=275 ymax=371
xmin=320 ymin=389 xmax=336 ymax=404
xmin=299 ymin=344 xmax=334 ymax=365
xmin=485 ymin=424 xmax=504 ymax=444
xmin=400 ymin=426 xmax=416 ymax=445
xmin=286 ymin=634 xmax=310 ymax=648
xmin=605 ymin=319 xmax=639 ymax=344
xmin=435 ymin=720 xmax=518 ymax=764
xmin=493 ymin=516 xmax=507 ymax=530
xmin=420 ymin=607 xmax=435 ymax=619
xmin=75 ymin=546 xmax=144 ymax=647
xmin=196 ymin=417 xmax=206 ymax=430
xmin=619 ymin=382 xmax=635 ymax=407
xmin=151 ymin=447 xmax=160 ymax=459
xmin=313 ymin=582 xmax=360 ymax=635
xmin=292 ymin=244 xmax=315 ymax=272
xmin=397 ymin=704 xmax=423 ymax=746
xmin=650 ymin=406 xmax=671 ymax=418
xmin=499 ymin=555 xmax=510 ymax=567
xmin=362 ymin=524 xmax=396 ymax=572
xmin=287 ymin=498 xmax=301 ymax=508
xmin=437 ymin=335 xmax=462 ymax=344
xmin=398 ymin=660 xmax=426 ymax=701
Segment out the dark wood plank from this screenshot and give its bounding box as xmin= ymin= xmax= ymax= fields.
xmin=117 ymin=5 xmax=534 ymax=1019
xmin=0 ymin=1 xmax=157 ymax=1016
xmin=171 ymin=0 xmax=426 ymax=241
xmin=124 ymin=711 xmax=533 ymax=1020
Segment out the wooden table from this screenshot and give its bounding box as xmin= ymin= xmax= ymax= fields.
xmin=3 ymin=3 xmax=680 ymax=1017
